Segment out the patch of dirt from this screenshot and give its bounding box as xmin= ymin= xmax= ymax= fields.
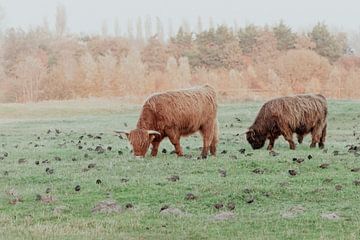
xmin=53 ymin=206 xmax=68 ymax=215
xmin=95 ymin=146 xmax=105 ymax=154
xmin=6 ymin=189 xmax=23 ymax=205
xmin=245 ymin=196 xmax=255 ymax=204
xmin=91 ymin=200 xmax=123 ymax=214
xmin=210 ymin=211 xmax=236 ymax=221
xmin=293 ymin=158 xmax=304 ymax=164
xmin=88 ymin=163 xmax=96 ymax=169
xmin=218 ymin=169 xmax=227 ymax=177
xmin=160 ymin=207 xmax=184 ymax=216
xmin=45 ymin=168 xmax=54 ymax=174
xmin=213 ymin=203 xmax=224 ymax=209
xmin=75 ymin=185 xmax=81 ymax=191
xmin=281 ymin=205 xmax=305 ymax=219
xmin=227 ymin=202 xmax=236 ymax=210
xmin=253 ymin=168 xmax=265 ymax=174
xmin=353 ymin=180 xmax=360 ymax=186
xmin=125 ymin=203 xmax=134 ymax=209
xmin=335 ymin=184 xmax=343 ymax=191
xmin=185 ymin=193 xmax=197 ymax=200
xmin=269 ymin=150 xmax=279 ymax=156
xmin=321 ymin=212 xmax=341 ymax=220
xmin=40 ymin=194 xmax=56 ymax=204
xmin=121 ymin=178 xmax=129 ymax=183
xmin=239 ymin=148 xmax=246 ymax=154
xmin=167 ymin=175 xmax=180 ymax=182
xmin=323 ymin=178 xmax=333 ymax=183
xmin=319 ymin=163 xmax=330 ymax=169
xmin=18 ymin=158 xmax=27 ymax=164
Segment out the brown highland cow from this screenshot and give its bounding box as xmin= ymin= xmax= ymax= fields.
xmin=116 ymin=85 xmax=218 ymax=158
xmin=246 ymin=94 xmax=327 ymax=150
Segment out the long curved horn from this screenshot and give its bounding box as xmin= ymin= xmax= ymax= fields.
xmin=239 ymin=130 xmax=248 ymax=135
xmin=147 ymin=130 xmax=161 ymax=135
xmin=114 ymin=130 xmax=130 ymax=135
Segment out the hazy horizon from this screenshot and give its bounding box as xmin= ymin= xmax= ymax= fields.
xmin=1 ymin=0 xmax=360 ymax=35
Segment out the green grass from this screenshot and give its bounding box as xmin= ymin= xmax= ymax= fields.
xmin=0 ymin=99 xmax=359 ymax=240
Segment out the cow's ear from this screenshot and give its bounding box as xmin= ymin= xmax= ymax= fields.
xmin=147 ymin=130 xmax=161 ymax=142
xmin=149 ymin=135 xmax=156 ymax=142
xmin=114 ymin=130 xmax=130 ymax=138
xmin=247 ymin=129 xmax=255 ymax=140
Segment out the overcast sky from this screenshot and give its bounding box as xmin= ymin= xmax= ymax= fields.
xmin=1 ymin=0 xmax=360 ymax=35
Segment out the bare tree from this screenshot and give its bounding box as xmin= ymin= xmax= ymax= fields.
xmin=197 ymin=16 xmax=203 ymax=33
xmin=182 ymin=19 xmax=191 ymax=33
xmin=145 ymin=15 xmax=152 ymax=40
xmin=98 ymin=53 xmax=118 ymax=94
xmin=42 ymin=17 xmax=50 ymax=33
xmin=101 ymin=20 xmax=108 ymax=36
xmin=114 ymin=17 xmax=121 ymax=36
xmin=55 ymin=4 xmax=67 ymax=37
xmin=348 ymin=29 xmax=360 ymax=55
xmin=167 ymin=18 xmax=174 ymax=39
xmin=209 ymin=17 xmax=214 ymax=30
xmin=0 ymin=4 xmax=5 ymax=30
xmin=156 ymin=17 xmax=164 ymax=42
xmin=127 ymin=19 xmax=134 ymax=40
xmin=136 ymin=17 xmax=143 ymax=42
xmin=14 ymin=56 xmax=48 ymax=102
xmin=233 ymin=19 xmax=239 ymax=33
xmin=178 ymin=57 xmax=191 ymax=87
xmin=120 ymin=51 xmax=147 ymax=95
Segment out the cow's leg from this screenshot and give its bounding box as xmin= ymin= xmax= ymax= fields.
xmin=210 ymin=120 xmax=218 ymax=156
xmin=151 ymin=141 xmax=161 ymax=156
xmin=200 ymin=122 xmax=215 ymax=159
xmin=267 ymin=138 xmax=275 ymax=150
xmin=310 ymin=124 xmax=323 ymax=148
xmin=297 ymin=134 xmax=304 ymax=144
xmin=281 ymin=127 xmax=296 ymax=150
xmin=166 ymin=130 xmax=183 ymax=156
xmin=319 ymin=123 xmax=327 ymax=149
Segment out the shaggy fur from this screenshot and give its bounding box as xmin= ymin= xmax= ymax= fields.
xmin=121 ymin=85 xmax=218 ymax=158
xmin=246 ymin=94 xmax=327 ymax=150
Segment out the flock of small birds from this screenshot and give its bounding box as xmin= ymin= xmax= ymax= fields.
xmin=1 ymin=118 xmax=360 ymax=218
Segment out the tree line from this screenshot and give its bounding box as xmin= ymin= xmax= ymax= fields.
xmin=0 ymin=6 xmax=359 ymax=102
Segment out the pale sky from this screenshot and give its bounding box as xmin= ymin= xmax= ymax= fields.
xmin=1 ymin=0 xmax=360 ymax=35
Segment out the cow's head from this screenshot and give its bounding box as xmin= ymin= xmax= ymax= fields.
xmin=246 ymin=128 xmax=266 ymax=149
xmin=115 ymin=129 xmax=161 ymax=157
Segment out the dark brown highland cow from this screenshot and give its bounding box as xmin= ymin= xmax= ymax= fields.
xmin=116 ymin=85 xmax=218 ymax=158
xmin=246 ymin=94 xmax=327 ymax=150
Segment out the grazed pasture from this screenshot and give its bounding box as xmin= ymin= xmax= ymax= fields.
xmin=0 ymin=99 xmax=359 ymax=240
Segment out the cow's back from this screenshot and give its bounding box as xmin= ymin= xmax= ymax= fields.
xmin=254 ymin=94 xmax=327 ymax=132
xmin=143 ymin=85 xmax=217 ymax=134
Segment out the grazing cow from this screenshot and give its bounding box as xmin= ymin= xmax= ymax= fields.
xmin=246 ymin=94 xmax=327 ymax=150
xmin=116 ymin=85 xmax=218 ymax=158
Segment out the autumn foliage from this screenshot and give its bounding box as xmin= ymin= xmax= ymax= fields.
xmin=0 ymin=18 xmax=359 ymax=102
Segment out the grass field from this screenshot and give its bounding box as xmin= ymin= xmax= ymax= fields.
xmin=0 ymin=99 xmax=359 ymax=240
